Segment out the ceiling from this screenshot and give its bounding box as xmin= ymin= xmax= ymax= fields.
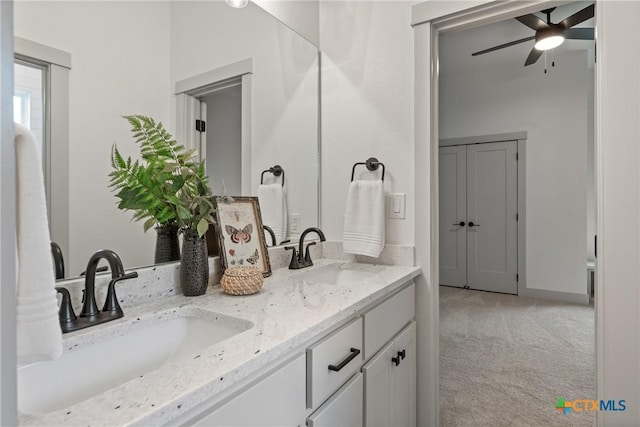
xmin=439 ymin=1 xmax=595 ymax=74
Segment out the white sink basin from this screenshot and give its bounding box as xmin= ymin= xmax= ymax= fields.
xmin=18 ymin=306 xmax=253 ymax=415
xmin=294 ymin=262 xmax=386 ymax=286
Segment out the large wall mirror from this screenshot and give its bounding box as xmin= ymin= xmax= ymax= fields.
xmin=14 ymin=1 xmax=319 ymax=278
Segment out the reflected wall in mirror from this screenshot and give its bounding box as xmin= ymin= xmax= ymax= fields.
xmin=14 ymin=1 xmax=319 ymax=278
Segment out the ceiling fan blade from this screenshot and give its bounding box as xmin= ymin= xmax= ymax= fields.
xmin=561 ymin=3 xmax=595 ymax=28
xmin=564 ymin=27 xmax=595 ymax=40
xmin=516 ymin=14 xmax=548 ymax=31
xmin=471 ymin=36 xmax=535 ymax=56
xmin=524 ymin=48 xmax=543 ymax=66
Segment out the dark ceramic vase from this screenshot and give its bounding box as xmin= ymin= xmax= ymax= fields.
xmin=154 ymin=224 xmax=181 ymax=264
xmin=180 ymin=229 xmax=209 ymax=296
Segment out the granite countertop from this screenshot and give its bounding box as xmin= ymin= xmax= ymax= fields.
xmin=20 ymin=259 xmax=420 ymax=426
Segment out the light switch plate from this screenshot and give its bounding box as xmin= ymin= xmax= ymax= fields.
xmin=388 ymin=193 xmax=406 ymax=219
xmin=290 ymin=213 xmax=301 ymax=233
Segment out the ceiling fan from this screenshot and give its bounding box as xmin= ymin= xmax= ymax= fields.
xmin=471 ymin=4 xmax=595 ymax=66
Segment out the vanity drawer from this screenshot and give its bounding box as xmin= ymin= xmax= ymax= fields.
xmin=363 ymin=282 xmax=415 ymax=360
xmin=307 ymin=317 xmax=363 ymax=409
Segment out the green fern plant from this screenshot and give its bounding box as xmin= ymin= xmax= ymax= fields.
xmin=109 ymin=115 xmax=215 ymax=237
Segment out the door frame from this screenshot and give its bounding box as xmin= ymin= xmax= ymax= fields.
xmin=174 ymin=58 xmax=253 ymax=195
xmin=412 ymin=1 xmax=617 ymax=426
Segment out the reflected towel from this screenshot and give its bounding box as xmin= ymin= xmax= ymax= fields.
xmin=258 ymin=183 xmax=288 ymax=244
xmin=15 ymin=123 xmax=62 ymax=364
xmin=342 ymin=180 xmax=385 ymax=257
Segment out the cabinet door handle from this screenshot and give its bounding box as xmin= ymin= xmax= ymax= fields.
xmin=453 ymin=221 xmax=465 ymax=227
xmin=392 ymin=355 xmax=401 ymax=367
xmin=328 ymin=348 xmax=361 ymax=372
xmin=398 ymin=349 xmax=406 ymax=360
xmin=468 ymin=221 xmax=480 ymax=227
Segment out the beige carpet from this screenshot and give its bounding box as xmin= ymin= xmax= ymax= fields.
xmin=439 ymin=286 xmax=595 ymax=427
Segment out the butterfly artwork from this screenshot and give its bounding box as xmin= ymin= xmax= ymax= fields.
xmin=246 ymin=249 xmax=260 ymax=265
xmin=214 ymin=196 xmax=272 ymax=277
xmin=225 ymin=224 xmax=253 ymax=244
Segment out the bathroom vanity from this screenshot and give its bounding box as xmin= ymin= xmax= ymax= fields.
xmin=18 ymin=259 xmax=420 ymax=426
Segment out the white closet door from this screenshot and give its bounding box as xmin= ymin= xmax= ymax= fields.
xmin=466 ymin=141 xmax=518 ymax=294
xmin=439 ymin=145 xmax=467 ymax=287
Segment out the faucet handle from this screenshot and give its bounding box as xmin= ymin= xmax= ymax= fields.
xmin=303 ymin=241 xmax=317 ymax=265
xmin=285 ymin=246 xmax=300 ymax=269
xmin=102 ymin=271 xmax=138 ymax=317
xmin=55 ymin=286 xmax=77 ymax=325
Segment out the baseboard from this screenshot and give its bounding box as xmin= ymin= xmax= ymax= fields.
xmin=519 ymin=287 xmax=590 ymax=305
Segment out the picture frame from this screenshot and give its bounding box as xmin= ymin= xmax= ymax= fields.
xmin=213 ymin=196 xmax=272 ymax=277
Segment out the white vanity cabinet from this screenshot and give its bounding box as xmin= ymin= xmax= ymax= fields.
xmin=362 ymin=322 xmax=416 ymax=427
xmin=306 ymin=282 xmax=416 ymax=427
xmin=361 ymin=284 xmax=416 ymax=427
xmin=172 ymin=280 xmax=416 ymax=427
xmin=187 ymin=354 xmax=307 ymax=427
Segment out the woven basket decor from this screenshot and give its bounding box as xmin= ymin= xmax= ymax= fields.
xmin=220 ymin=266 xmax=264 ymax=296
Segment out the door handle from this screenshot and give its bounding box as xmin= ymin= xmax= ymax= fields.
xmin=468 ymin=222 xmax=480 ymax=227
xmin=398 ymin=349 xmax=406 ymax=360
xmin=453 ymin=221 xmax=465 ymax=227
xmin=328 ymin=348 xmax=361 ymax=372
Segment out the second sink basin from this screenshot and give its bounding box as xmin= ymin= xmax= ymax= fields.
xmin=18 ymin=306 xmax=253 ymax=415
xmin=294 ymin=262 xmax=386 ymax=286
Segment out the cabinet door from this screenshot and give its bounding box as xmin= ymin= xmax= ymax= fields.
xmin=390 ymin=322 xmax=416 ymax=427
xmin=191 ymin=354 xmax=306 ymax=426
xmin=308 ymin=373 xmax=363 ymax=427
xmin=363 ymin=341 xmax=393 ymax=427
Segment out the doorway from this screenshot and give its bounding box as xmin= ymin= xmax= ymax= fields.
xmin=439 ymin=139 xmax=519 ymax=294
xmin=411 ymin=1 xmax=608 ymax=425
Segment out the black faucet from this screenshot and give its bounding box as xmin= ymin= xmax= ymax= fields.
xmin=56 ymin=249 xmax=138 ymax=333
xmin=286 ymin=227 xmax=326 ymax=269
xmin=50 ymin=242 xmax=65 ymax=280
xmin=263 ymin=225 xmax=277 ymax=247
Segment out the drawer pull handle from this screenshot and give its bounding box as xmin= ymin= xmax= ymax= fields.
xmin=328 ymin=348 xmax=361 ymax=372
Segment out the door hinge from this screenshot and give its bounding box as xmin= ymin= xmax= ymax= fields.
xmin=516 ymin=213 xmax=519 ymax=221
xmin=516 ymin=274 xmax=519 ymax=282
xmin=516 ymin=152 xmax=519 ymax=161
xmin=195 ymin=119 xmax=206 ymax=133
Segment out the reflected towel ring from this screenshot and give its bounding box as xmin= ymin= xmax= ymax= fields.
xmin=260 ymin=165 xmax=285 ymax=186
xmin=350 ymin=157 xmax=385 ymax=182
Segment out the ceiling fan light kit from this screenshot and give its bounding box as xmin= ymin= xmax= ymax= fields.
xmin=534 ymin=26 xmax=565 ymax=51
xmin=471 ymin=3 xmax=595 ymax=67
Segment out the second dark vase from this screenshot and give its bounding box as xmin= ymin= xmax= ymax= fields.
xmin=154 ymin=224 xmax=181 ymax=264
xmin=180 ymin=229 xmax=209 ymax=297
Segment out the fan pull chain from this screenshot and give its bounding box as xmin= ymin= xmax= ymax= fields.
xmin=544 ymin=51 xmax=547 ymax=74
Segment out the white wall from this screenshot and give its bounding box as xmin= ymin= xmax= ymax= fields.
xmin=596 ymin=2 xmax=640 ymax=424
xmin=0 ymin=1 xmax=17 ymax=423
xmin=319 ymin=0 xmax=417 ymax=245
xmin=253 ymin=0 xmax=320 ymax=47
xmin=170 ymin=1 xmax=319 ymax=238
xmin=439 ymin=50 xmax=591 ymax=297
xmin=14 ymin=1 xmax=171 ymax=275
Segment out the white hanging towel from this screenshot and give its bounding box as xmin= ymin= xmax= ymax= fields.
xmin=342 ymin=180 xmax=385 ymax=257
xmin=257 ymin=183 xmax=288 ymax=244
xmin=15 ymin=123 xmax=62 ymax=365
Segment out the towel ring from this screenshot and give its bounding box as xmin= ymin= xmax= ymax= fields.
xmin=260 ymin=165 xmax=285 ymax=187
xmin=351 ymin=157 xmax=385 ymax=182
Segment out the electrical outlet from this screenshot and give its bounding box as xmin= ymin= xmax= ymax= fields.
xmin=290 ymin=213 xmax=301 ymax=233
